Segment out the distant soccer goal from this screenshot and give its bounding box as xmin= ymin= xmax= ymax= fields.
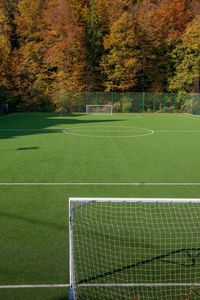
xmin=86 ymin=105 xmax=112 ymax=115
xmin=0 ymin=103 xmax=9 ymax=114
xmin=69 ymin=197 xmax=200 ymax=300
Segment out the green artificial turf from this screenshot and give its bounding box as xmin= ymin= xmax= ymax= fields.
xmin=1 ymin=112 xmax=200 ymax=299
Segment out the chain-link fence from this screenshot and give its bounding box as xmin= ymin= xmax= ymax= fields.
xmin=61 ymin=92 xmax=200 ymax=114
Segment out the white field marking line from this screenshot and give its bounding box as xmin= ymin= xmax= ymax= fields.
xmin=65 ymin=126 xmax=150 ymax=131
xmin=63 ymin=126 xmax=154 ymax=138
xmin=0 ymin=284 xmax=69 ymax=289
xmin=68 ymin=129 xmax=200 ymax=133
xmin=1 ymin=127 xmax=200 ymax=134
xmin=0 ymin=128 xmax=62 ymax=132
xmin=68 ymin=129 xmax=149 ymax=132
xmin=140 ymin=113 xmax=183 ymax=117
xmin=183 ymin=113 xmax=200 ymax=120
xmin=155 ymin=129 xmax=200 ymax=133
xmin=135 ymin=114 xmax=143 ymax=118
xmin=1 ymin=283 xmax=200 ymax=289
xmin=1 ymin=182 xmax=200 ymax=186
xmin=0 ymin=113 xmax=17 ymax=120
xmin=1 ymin=128 xmax=200 ymax=134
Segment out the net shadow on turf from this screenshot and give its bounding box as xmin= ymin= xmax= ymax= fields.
xmin=78 ymin=247 xmax=200 ymax=284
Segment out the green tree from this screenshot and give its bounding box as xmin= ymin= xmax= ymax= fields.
xmin=84 ymin=0 xmax=104 ymax=90
xmin=101 ymin=11 xmax=141 ymax=91
xmin=169 ymin=15 xmax=200 ymax=93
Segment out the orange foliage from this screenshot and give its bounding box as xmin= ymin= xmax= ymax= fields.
xmin=43 ymin=0 xmax=85 ymax=90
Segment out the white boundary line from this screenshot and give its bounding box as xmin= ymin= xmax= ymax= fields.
xmin=1 ymin=283 xmax=200 ymax=289
xmin=1 ymin=128 xmax=200 ymax=134
xmin=156 ymin=130 xmax=200 ymax=133
xmin=0 ymin=284 xmax=69 ymax=289
xmin=0 ymin=182 xmax=200 ymax=186
xmin=0 ymin=113 xmax=17 ymax=120
xmin=183 ymin=113 xmax=200 ymax=119
xmin=0 ymin=129 xmax=61 ymax=132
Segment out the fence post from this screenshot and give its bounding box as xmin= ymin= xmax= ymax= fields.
xmin=163 ymin=93 xmax=166 ymax=112
xmin=142 ymin=92 xmax=145 ymax=112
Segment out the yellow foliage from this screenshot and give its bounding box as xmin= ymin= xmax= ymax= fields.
xmin=0 ymin=34 xmax=11 ymax=61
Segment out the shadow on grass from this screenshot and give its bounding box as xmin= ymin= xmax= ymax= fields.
xmin=17 ymin=147 xmax=39 ymax=150
xmin=0 ymin=147 xmax=39 ymax=151
xmin=0 ymin=112 xmax=124 ymax=140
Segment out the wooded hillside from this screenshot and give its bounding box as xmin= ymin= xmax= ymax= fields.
xmin=0 ymin=0 xmax=199 ymax=110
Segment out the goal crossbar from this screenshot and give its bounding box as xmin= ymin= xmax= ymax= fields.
xmin=69 ymin=197 xmax=200 ymax=203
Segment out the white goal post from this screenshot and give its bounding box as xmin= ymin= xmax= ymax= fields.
xmin=86 ymin=105 xmax=113 ymax=115
xmin=69 ymin=197 xmax=200 ymax=300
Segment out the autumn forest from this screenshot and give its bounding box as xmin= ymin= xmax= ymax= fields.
xmin=0 ymin=0 xmax=200 ymax=110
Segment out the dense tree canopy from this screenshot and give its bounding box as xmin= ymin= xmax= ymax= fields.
xmin=0 ymin=0 xmax=199 ymax=109
xmin=101 ymin=12 xmax=141 ymax=91
xmin=169 ymin=15 xmax=200 ymax=93
xmin=0 ymin=0 xmax=12 ymax=86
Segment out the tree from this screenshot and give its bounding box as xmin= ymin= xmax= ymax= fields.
xmin=42 ymin=0 xmax=86 ymax=110
xmin=12 ymin=0 xmax=48 ymax=109
xmin=0 ymin=1 xmax=12 ymax=86
xmin=101 ymin=12 xmax=141 ymax=91
xmin=134 ymin=0 xmax=194 ymax=91
xmin=169 ymin=15 xmax=200 ymax=93
xmin=83 ymin=0 xmax=104 ymax=90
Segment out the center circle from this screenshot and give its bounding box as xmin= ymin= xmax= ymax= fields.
xmin=63 ymin=126 xmax=154 ymax=138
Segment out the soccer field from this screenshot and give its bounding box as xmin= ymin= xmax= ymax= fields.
xmin=1 ymin=112 xmax=200 ymax=300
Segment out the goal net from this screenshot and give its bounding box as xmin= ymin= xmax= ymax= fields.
xmin=0 ymin=103 xmax=9 ymax=114
xmin=86 ymin=105 xmax=112 ymax=115
xmin=69 ymin=198 xmax=200 ymax=300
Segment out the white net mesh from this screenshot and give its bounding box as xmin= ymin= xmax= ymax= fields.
xmin=69 ymin=199 xmax=200 ymax=300
xmin=86 ymin=105 xmax=112 ymax=115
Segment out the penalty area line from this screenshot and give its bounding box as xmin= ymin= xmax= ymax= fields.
xmin=0 ymin=284 xmax=69 ymax=289
xmin=0 ymin=182 xmax=200 ymax=186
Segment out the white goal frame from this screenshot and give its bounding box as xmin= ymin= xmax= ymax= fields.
xmin=69 ymin=197 xmax=200 ymax=300
xmin=86 ymin=105 xmax=113 ymax=115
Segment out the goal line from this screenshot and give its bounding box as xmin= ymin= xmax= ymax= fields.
xmin=0 ymin=284 xmax=69 ymax=289
xmin=0 ymin=182 xmax=200 ymax=186
xmin=1 ymin=283 xmax=200 ymax=289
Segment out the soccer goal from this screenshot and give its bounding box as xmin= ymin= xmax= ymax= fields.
xmin=86 ymin=105 xmax=112 ymax=115
xmin=69 ymin=197 xmax=200 ymax=300
xmin=0 ymin=103 xmax=9 ymax=114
